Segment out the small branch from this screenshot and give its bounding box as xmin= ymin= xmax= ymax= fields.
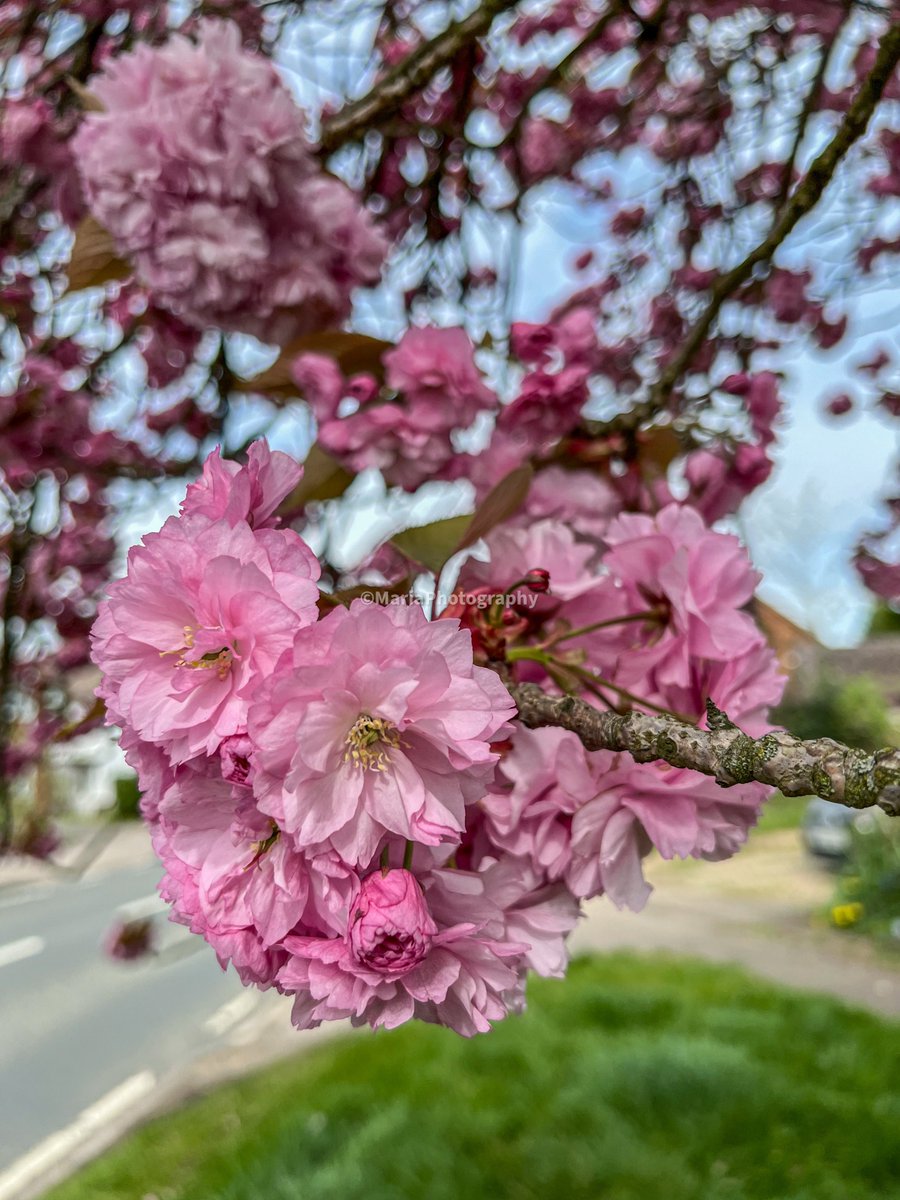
xmin=774 ymin=5 xmax=851 ymax=210
xmin=502 ymin=3 xmax=625 ymax=148
xmin=320 ymin=0 xmax=522 ymax=152
xmin=510 ymin=682 xmax=900 ymax=816
xmin=642 ymin=18 xmax=900 ymax=415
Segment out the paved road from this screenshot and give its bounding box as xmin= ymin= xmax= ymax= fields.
xmin=0 ymin=860 xmax=263 ymax=1181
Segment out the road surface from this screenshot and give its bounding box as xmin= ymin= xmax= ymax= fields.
xmin=0 ymin=858 xmax=280 ymax=1193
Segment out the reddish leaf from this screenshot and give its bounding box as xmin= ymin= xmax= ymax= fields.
xmin=276 ymin=443 xmax=354 ymax=514
xmin=54 ymin=696 xmax=106 ymax=742
xmin=457 ymin=464 xmax=534 ymax=552
xmin=317 ymin=576 xmax=413 ymax=614
xmin=637 ymin=425 xmax=682 ymax=473
xmin=65 ymin=217 xmax=130 ymax=293
xmin=236 ymin=332 xmax=392 ymax=399
xmin=66 ymin=77 xmax=105 ymax=111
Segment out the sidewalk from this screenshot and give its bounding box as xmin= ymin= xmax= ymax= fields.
xmin=571 ymin=828 xmax=900 ymax=1018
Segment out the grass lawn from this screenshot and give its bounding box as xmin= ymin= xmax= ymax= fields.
xmin=755 ymin=792 xmax=809 ymax=833
xmin=46 ymin=953 xmax=900 ymax=1200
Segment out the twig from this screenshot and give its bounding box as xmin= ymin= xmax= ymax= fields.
xmin=627 ymin=18 xmax=900 ymax=424
xmin=320 ymin=0 xmax=522 ymax=152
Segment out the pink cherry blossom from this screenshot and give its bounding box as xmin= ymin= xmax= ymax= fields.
xmin=92 ymin=513 xmax=320 ymax=764
xmin=383 ymin=326 xmax=496 ymax=430
xmin=601 ymin=503 xmax=763 ymax=693
xmin=153 ymin=772 xmax=354 ymax=987
xmin=684 ymin=445 xmax=773 ymax=524
xmin=312 ymin=326 xmax=499 ymax=491
xmin=458 ymin=518 xmax=600 ymax=602
xmin=249 ymin=599 xmax=516 ymax=865
xmin=180 ymin=440 xmax=302 ymax=530
xmin=278 ymin=866 xmax=529 ymax=1036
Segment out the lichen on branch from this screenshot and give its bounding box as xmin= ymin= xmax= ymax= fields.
xmin=509 ymin=682 xmax=900 ymax=817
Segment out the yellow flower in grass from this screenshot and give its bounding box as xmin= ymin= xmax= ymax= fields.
xmin=831 ymin=902 xmax=864 ymax=928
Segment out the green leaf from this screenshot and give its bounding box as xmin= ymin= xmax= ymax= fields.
xmin=391 ymin=515 xmax=473 ymax=576
xmin=390 ymin=464 xmax=534 ymax=577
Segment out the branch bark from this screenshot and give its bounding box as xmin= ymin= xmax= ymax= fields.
xmin=320 ymin=0 xmax=522 ymax=152
xmin=510 ymin=682 xmax=900 ymax=817
xmin=641 ymin=17 xmax=900 ymax=416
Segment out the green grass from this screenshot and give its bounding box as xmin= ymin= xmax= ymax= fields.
xmin=755 ymin=792 xmax=809 ymax=832
xmin=46 ymin=953 xmax=900 ymax=1200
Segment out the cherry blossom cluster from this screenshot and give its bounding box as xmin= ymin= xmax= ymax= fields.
xmin=6 ymin=0 xmax=900 ymax=815
xmin=91 ymin=439 xmax=784 ymax=1035
xmin=292 ymin=326 xmax=498 ymax=491
xmin=73 ymin=19 xmax=387 ymax=340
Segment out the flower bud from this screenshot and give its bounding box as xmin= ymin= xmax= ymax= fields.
xmin=523 ymin=567 xmax=551 ymax=594
xmin=825 ymin=393 xmax=853 ymax=418
xmin=349 ymin=869 xmax=437 ymax=974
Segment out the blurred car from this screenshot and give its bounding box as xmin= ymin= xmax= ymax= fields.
xmin=802 ymin=798 xmax=857 ymax=862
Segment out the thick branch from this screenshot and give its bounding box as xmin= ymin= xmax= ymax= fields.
xmin=320 ymin=0 xmax=521 ymax=152
xmin=510 ymin=682 xmax=900 ymax=817
xmin=644 ymin=18 xmax=900 ymax=414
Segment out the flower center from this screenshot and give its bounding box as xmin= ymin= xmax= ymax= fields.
xmin=244 ymin=824 xmax=279 ymax=871
xmin=162 ymin=625 xmax=234 ymax=680
xmin=343 ymin=714 xmax=400 ymax=772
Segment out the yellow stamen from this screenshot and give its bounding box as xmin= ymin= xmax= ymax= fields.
xmin=244 ymin=825 xmax=279 ymax=871
xmin=160 ymin=625 xmax=234 ymax=680
xmin=344 ymin=714 xmax=401 ymax=772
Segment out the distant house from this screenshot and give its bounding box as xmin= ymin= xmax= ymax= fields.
xmin=749 ymin=599 xmax=820 ymax=696
xmin=819 ymin=635 xmax=900 ymax=710
xmin=49 ymin=727 xmax=128 ymax=817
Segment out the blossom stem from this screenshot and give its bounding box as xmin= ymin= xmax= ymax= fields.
xmin=402 ymin=840 xmax=414 ymax=871
xmin=505 ymin=646 xmax=552 ymax=664
xmin=504 ymin=645 xmax=692 ymax=723
xmin=561 ymin=661 xmax=695 ymax=724
xmin=543 ymin=608 xmax=665 ymax=647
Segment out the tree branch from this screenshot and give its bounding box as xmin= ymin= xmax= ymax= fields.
xmin=642 ymin=17 xmax=900 ymax=415
xmin=320 ymin=0 xmax=522 ymax=152
xmin=502 ymin=4 xmax=625 ymax=148
xmin=510 ymin=682 xmax=900 ymax=817
xmin=774 ymin=3 xmax=852 ymax=210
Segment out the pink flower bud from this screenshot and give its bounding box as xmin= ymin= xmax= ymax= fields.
xmin=826 ymin=393 xmax=853 ymax=418
xmin=349 ymin=870 xmax=438 ymax=974
xmin=523 ymin=567 xmax=551 ymax=594
xmin=220 ymin=735 xmax=253 ymax=786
